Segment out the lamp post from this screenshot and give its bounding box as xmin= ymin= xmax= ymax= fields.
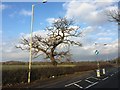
xmin=28 ymin=0 xmax=47 ymax=83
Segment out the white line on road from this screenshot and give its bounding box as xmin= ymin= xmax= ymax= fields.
xmin=75 ymin=80 xmax=82 ymax=83
xmin=90 ymin=77 xmax=99 ymax=80
xmin=111 ymin=74 xmax=114 ymax=76
xmin=102 ymin=77 xmax=109 ymax=81
xmin=65 ymin=80 xmax=82 ymax=87
xmin=86 ymin=76 xmax=93 ymax=79
xmin=85 ymin=79 xmax=94 ymax=84
xmin=74 ymin=83 xmax=83 ymax=89
xmin=85 ymin=82 xmax=98 ymax=89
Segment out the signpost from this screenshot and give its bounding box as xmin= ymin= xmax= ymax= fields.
xmin=95 ymin=50 xmax=99 ymax=55
xmin=95 ymin=50 xmax=100 ymax=77
xmin=94 ymin=43 xmax=107 ymax=77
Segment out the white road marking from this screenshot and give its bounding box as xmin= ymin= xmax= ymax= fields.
xmin=74 ymin=83 xmax=83 ymax=89
xmin=85 ymin=79 xmax=94 ymax=84
xmin=65 ymin=80 xmax=82 ymax=87
xmin=111 ymin=74 xmax=114 ymax=76
xmin=85 ymin=82 xmax=98 ymax=89
xmin=74 ymin=80 xmax=82 ymax=83
xmin=102 ymin=77 xmax=109 ymax=81
xmin=86 ymin=76 xmax=92 ymax=79
xmin=90 ymin=77 xmax=99 ymax=80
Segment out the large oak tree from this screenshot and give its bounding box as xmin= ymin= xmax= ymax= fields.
xmin=17 ymin=17 xmax=82 ymax=66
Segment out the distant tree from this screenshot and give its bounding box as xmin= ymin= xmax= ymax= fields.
xmin=107 ymin=9 xmax=120 ymax=25
xmin=16 ymin=17 xmax=82 ymax=66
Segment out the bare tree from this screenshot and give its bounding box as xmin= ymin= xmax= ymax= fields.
xmin=16 ymin=17 xmax=82 ymax=66
xmin=107 ymin=9 xmax=120 ymax=25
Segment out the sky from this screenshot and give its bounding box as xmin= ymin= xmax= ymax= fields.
xmin=1 ymin=0 xmax=119 ymax=62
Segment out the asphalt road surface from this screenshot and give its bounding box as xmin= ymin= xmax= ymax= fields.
xmin=65 ymin=67 xmax=120 ymax=89
xmin=92 ymin=70 xmax=120 ymax=88
xmin=28 ymin=67 xmax=120 ymax=89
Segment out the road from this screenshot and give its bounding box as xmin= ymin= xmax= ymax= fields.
xmin=92 ymin=70 xmax=119 ymax=88
xmin=27 ymin=67 xmax=120 ymax=89
xmin=64 ymin=67 xmax=120 ymax=89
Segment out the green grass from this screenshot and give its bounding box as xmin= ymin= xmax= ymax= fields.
xmin=2 ymin=64 xmax=76 ymax=70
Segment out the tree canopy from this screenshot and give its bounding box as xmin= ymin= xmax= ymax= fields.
xmin=16 ymin=17 xmax=82 ymax=66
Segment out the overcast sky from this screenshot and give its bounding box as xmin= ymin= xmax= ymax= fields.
xmin=1 ymin=0 xmax=119 ymax=62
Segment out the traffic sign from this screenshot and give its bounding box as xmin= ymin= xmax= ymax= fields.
xmin=95 ymin=50 xmax=99 ymax=55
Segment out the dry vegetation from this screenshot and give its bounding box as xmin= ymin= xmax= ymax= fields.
xmin=2 ymin=61 xmax=114 ymax=87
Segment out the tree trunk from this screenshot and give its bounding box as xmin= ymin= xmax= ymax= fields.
xmin=50 ymin=54 xmax=57 ymax=66
xmin=50 ymin=48 xmax=58 ymax=66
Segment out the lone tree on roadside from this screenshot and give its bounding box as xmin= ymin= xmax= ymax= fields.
xmin=16 ymin=17 xmax=82 ymax=66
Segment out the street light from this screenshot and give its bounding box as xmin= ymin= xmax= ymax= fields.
xmin=94 ymin=43 xmax=107 ymax=77
xmin=28 ymin=0 xmax=47 ymax=83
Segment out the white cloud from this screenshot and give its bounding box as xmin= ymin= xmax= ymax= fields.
xmin=22 ymin=30 xmax=48 ymax=39
xmin=46 ymin=18 xmax=55 ymax=24
xmin=94 ymin=0 xmax=119 ymax=2
xmin=63 ymin=0 xmax=117 ymax=25
xmin=19 ymin=9 xmax=32 ymax=16
xmin=9 ymin=11 xmax=17 ymax=18
xmin=2 ymin=40 xmax=28 ymax=61
xmin=97 ymin=32 xmax=115 ymax=36
xmin=82 ymin=26 xmax=95 ymax=36
xmin=70 ymin=39 xmax=118 ymax=61
xmin=46 ymin=18 xmax=60 ymax=25
xmin=0 ymin=4 xmax=8 ymax=10
xmin=2 ymin=49 xmax=29 ymax=61
xmin=2 ymin=29 xmax=118 ymax=62
xmin=98 ymin=37 xmax=112 ymax=41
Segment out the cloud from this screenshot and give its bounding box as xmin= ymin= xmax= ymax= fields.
xmin=70 ymin=39 xmax=118 ymax=61
xmin=9 ymin=9 xmax=32 ymax=18
xmin=2 ymin=40 xmax=29 ymax=61
xmin=9 ymin=11 xmax=17 ymax=18
xmin=2 ymin=29 xmax=118 ymax=62
xmin=46 ymin=18 xmax=55 ymax=24
xmin=97 ymin=32 xmax=115 ymax=36
xmin=19 ymin=9 xmax=32 ymax=16
xmin=97 ymin=37 xmax=112 ymax=41
xmin=21 ymin=30 xmax=48 ymax=39
xmin=63 ymin=0 xmax=118 ymax=26
xmin=2 ymin=50 xmax=29 ymax=61
xmin=46 ymin=18 xmax=60 ymax=25
xmin=0 ymin=4 xmax=9 ymax=10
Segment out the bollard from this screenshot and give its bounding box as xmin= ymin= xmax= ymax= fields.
xmin=102 ymin=68 xmax=105 ymax=75
xmin=96 ymin=69 xmax=100 ymax=77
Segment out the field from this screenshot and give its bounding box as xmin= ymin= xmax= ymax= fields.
xmin=2 ymin=61 xmax=114 ymax=87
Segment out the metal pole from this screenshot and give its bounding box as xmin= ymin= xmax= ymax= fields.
xmin=28 ymin=4 xmax=34 ymax=83
xmin=97 ymin=60 xmax=100 ymax=69
xmin=96 ymin=52 xmax=100 ymax=77
xmin=95 ymin=43 xmax=100 ymax=77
